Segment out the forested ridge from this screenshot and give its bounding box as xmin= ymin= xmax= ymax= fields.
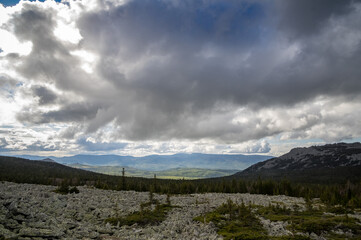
xmin=1 ymin=155 xmax=361 ymax=209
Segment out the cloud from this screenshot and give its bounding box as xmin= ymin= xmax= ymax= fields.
xmin=0 ymin=74 xmax=17 ymax=88
xmin=16 ymin=102 xmax=99 ymax=124
xmin=25 ymin=140 xmax=58 ymax=152
xmin=230 ymin=140 xmax=271 ymax=154
xmin=77 ymin=138 xmax=128 ymax=152
xmin=31 ymin=85 xmax=57 ymax=105
xmin=0 ymin=137 xmax=8 ymax=144
xmin=0 ymin=135 xmax=58 ymax=153
xmin=275 ymin=0 xmax=357 ymax=38
xmin=0 ymin=0 xmax=361 ymax=155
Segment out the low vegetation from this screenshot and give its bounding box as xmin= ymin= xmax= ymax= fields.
xmin=105 ymin=203 xmax=174 ymax=227
xmin=194 ymin=199 xmax=361 ymax=239
xmin=194 ymin=199 xmax=269 ymax=240
xmin=257 ymin=204 xmax=361 ymax=237
xmin=105 ymin=192 xmax=176 ymax=227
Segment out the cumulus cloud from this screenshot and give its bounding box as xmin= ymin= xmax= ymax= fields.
xmin=0 ymin=0 xmax=361 ymax=155
xmin=25 ymin=140 xmax=59 ymax=152
xmin=230 ymin=140 xmax=271 ymax=154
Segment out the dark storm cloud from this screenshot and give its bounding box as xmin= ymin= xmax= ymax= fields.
xmin=275 ymin=0 xmax=357 ymax=38
xmin=78 ymin=0 xmax=361 ymax=108
xmin=6 ymin=0 xmax=361 ymax=143
xmin=74 ymin=0 xmax=276 ymax=140
xmin=31 ymin=86 xmax=57 ymax=105
xmin=16 ymin=102 xmax=99 ymax=124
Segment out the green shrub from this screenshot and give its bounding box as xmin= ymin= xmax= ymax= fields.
xmin=69 ymin=186 xmax=79 ymax=194
xmin=106 ymin=204 xmax=173 ymax=226
xmin=54 ymin=182 xmax=79 ymax=194
xmin=54 ymin=183 xmax=70 ymax=194
xmin=194 ymin=199 xmax=268 ymax=240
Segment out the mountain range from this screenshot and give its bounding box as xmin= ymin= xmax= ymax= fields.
xmin=12 ymin=153 xmax=273 ymax=171
xmin=1 ymin=142 xmax=361 ymax=184
xmin=4 ymin=142 xmax=361 ymax=183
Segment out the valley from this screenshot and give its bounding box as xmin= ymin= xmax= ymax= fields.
xmin=68 ymin=164 xmax=238 ymax=179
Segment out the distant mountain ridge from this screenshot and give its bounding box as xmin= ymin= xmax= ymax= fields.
xmin=12 ymin=153 xmax=273 ymax=171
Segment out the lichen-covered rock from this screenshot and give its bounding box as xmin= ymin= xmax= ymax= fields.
xmin=259 ymin=216 xmax=292 ymax=237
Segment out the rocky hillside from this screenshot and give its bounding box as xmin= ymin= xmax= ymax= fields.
xmin=235 ymin=142 xmax=361 ymax=183
xmin=244 ymin=142 xmax=361 ymax=172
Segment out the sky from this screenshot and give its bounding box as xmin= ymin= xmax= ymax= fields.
xmin=0 ymin=0 xmax=361 ymax=157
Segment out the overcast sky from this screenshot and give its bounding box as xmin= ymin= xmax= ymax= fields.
xmin=0 ymin=0 xmax=361 ymax=157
